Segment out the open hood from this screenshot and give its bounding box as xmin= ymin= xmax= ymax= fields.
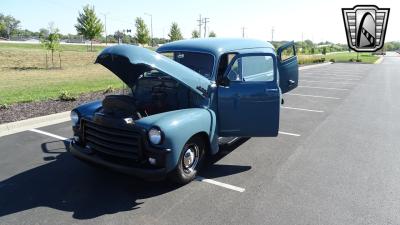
xmin=95 ymin=45 xmax=211 ymax=97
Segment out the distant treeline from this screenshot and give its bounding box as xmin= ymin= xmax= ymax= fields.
xmin=1 ymin=12 xmax=399 ymax=51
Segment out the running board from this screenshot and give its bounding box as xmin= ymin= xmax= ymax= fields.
xmin=218 ymin=137 xmax=240 ymax=145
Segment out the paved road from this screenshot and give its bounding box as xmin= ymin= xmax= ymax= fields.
xmin=1 ymin=55 xmax=400 ymax=225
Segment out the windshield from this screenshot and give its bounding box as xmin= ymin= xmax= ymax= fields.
xmin=160 ymin=51 xmax=214 ymax=78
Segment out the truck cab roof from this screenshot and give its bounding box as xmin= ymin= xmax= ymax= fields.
xmin=156 ymin=38 xmax=275 ymax=57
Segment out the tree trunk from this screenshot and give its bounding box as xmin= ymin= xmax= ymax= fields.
xmin=59 ymin=52 xmax=62 ymax=69
xmin=51 ymin=50 xmax=54 ymax=68
xmin=91 ymin=40 xmax=93 ymax=52
xmin=45 ymin=52 xmax=48 ymax=69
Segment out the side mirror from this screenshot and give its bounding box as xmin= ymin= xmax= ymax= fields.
xmin=219 ymin=76 xmax=230 ymax=86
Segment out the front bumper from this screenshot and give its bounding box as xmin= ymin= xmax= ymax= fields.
xmin=69 ymin=141 xmax=168 ymax=180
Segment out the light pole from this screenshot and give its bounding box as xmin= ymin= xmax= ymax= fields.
xmin=101 ymin=12 xmax=109 ymax=45
xmin=144 ymin=13 xmax=153 ymax=46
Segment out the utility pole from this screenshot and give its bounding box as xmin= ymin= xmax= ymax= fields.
xmin=241 ymin=27 xmax=246 ymax=38
xmin=145 ymin=13 xmax=153 ymax=46
xmin=197 ymin=14 xmax=202 ymax=38
xmin=101 ymin=12 xmax=109 ymax=45
xmin=271 ymin=27 xmax=274 ymax=42
xmin=203 ymin=17 xmax=210 ymax=38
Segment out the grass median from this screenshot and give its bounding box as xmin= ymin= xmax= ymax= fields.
xmin=0 ymin=43 xmax=124 ymax=105
xmin=298 ymin=52 xmax=380 ymax=64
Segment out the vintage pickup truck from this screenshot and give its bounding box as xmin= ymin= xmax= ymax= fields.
xmin=69 ymin=38 xmax=298 ymax=184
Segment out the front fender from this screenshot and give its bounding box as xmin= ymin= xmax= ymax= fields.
xmin=73 ymin=100 xmax=102 ymax=120
xmin=136 ymin=108 xmax=217 ymax=171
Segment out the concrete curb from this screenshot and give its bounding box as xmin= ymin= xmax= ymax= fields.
xmin=0 ymin=111 xmax=70 ymax=138
xmin=374 ymin=56 xmax=384 ymax=64
xmin=299 ymin=62 xmax=332 ymax=71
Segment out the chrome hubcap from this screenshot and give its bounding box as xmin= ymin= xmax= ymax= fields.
xmin=182 ymin=145 xmax=199 ymax=174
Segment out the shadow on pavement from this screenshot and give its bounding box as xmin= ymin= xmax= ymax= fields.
xmin=200 ymin=138 xmax=252 ymax=179
xmin=0 ymin=138 xmax=250 ymax=219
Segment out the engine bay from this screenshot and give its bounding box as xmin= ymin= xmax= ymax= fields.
xmin=100 ymin=74 xmax=198 ymax=120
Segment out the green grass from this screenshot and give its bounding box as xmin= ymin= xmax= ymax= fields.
xmin=0 ymin=42 xmax=106 ymax=52
xmin=0 ymin=43 xmax=123 ymax=105
xmin=297 ymin=52 xmax=379 ymax=65
xmin=324 ymin=52 xmax=379 ymax=63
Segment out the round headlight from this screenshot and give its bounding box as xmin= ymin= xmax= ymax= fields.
xmin=148 ymin=128 xmax=162 ymax=145
xmin=70 ymin=111 xmax=79 ymax=126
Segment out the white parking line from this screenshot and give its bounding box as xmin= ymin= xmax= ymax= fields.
xmin=278 ymin=131 xmax=301 ymax=137
xmin=300 ymin=80 xmax=355 ymax=85
xmin=282 ymin=106 xmax=324 ymax=113
xmin=300 ymin=76 xmax=360 ymax=81
xmin=298 ymin=85 xmax=349 ymax=91
xmin=196 ymin=176 xmax=245 ymax=192
xmin=29 ymin=128 xmax=247 ymax=193
xmin=29 ymin=128 xmax=69 ymax=141
xmin=286 ymin=93 xmax=341 ymax=99
xmin=301 ymin=74 xmax=362 ymax=79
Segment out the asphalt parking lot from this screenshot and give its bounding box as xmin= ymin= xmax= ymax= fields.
xmin=1 ymin=54 xmax=400 ymax=225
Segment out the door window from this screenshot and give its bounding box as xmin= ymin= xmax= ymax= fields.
xmin=226 ymin=59 xmax=240 ymax=81
xmin=279 ymin=45 xmax=296 ymax=62
xmin=226 ymin=55 xmax=275 ymax=82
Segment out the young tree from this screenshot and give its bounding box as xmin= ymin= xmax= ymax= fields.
xmin=41 ymin=23 xmax=60 ymax=68
xmin=75 ymin=5 xmax=103 ymax=51
xmin=191 ymin=30 xmax=200 ymax=38
xmin=168 ymin=22 xmax=183 ymax=41
xmin=208 ymin=31 xmax=216 ymax=37
xmin=134 ymin=17 xmax=150 ymax=45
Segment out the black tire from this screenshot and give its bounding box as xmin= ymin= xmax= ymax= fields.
xmin=169 ymin=135 xmax=206 ymax=184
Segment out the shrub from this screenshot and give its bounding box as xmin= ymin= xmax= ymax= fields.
xmin=58 ymin=90 xmax=76 ymax=101
xmin=330 ymin=58 xmax=335 ymax=63
xmin=349 ymin=58 xmax=355 ymax=62
xmin=0 ymin=103 xmax=10 ymax=110
xmin=103 ymin=85 xmax=115 ymax=94
xmin=356 ymin=59 xmax=362 ymax=62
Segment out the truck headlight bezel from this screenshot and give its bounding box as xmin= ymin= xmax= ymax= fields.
xmin=148 ymin=127 xmax=162 ymax=145
xmin=70 ymin=110 xmax=80 ymax=126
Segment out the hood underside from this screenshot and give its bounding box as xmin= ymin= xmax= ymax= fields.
xmin=95 ymin=45 xmax=211 ymax=97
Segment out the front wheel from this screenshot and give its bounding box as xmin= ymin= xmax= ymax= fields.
xmin=169 ymin=136 xmax=206 ymax=184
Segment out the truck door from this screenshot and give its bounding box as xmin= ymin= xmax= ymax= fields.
xmin=277 ymin=41 xmax=299 ymax=93
xmin=218 ymin=53 xmax=280 ymax=137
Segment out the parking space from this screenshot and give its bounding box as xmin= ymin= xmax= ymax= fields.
xmin=2 ymin=58 xmax=400 ymax=224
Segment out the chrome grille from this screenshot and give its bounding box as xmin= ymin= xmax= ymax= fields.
xmin=82 ymin=119 xmax=142 ymax=160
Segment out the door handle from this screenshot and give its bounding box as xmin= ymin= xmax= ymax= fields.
xmin=265 ymin=88 xmax=275 ymax=93
xmin=288 ymin=80 xmax=296 ymax=86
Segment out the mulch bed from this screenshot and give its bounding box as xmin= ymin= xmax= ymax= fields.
xmin=0 ymin=90 xmax=123 ymax=124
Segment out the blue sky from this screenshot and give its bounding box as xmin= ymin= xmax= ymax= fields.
xmin=2 ymin=0 xmax=399 ymax=43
